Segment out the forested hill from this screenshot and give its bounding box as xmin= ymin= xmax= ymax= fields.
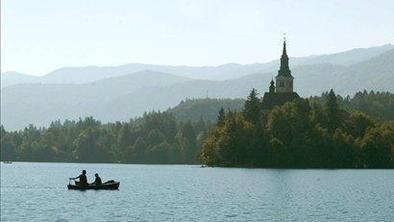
xmin=1 ymin=90 xmax=393 ymax=166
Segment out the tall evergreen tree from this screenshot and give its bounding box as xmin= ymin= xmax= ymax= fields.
xmin=217 ymin=107 xmax=226 ymax=126
xmin=325 ymin=89 xmax=341 ymax=133
xmin=243 ymin=88 xmax=261 ymax=124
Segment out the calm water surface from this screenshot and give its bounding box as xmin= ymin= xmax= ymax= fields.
xmin=1 ymin=162 xmax=393 ymax=221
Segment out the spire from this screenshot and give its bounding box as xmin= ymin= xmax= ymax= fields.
xmin=282 ymin=33 xmax=287 ymax=57
xmin=277 ymin=35 xmax=292 ymax=77
xmin=269 ymin=77 xmax=275 ymax=93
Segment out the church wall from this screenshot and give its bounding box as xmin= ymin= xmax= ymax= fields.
xmin=275 ymin=76 xmax=293 ymax=93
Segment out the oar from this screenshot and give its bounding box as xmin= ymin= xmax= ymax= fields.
xmin=69 ymin=178 xmax=76 ymax=185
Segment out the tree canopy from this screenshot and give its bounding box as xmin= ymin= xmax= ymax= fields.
xmin=0 ymin=112 xmax=210 ymax=164
xmin=201 ymin=89 xmax=394 ymax=168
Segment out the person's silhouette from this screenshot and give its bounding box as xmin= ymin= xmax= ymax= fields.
xmin=92 ymin=173 xmax=102 ymax=186
xmin=70 ymin=170 xmax=88 ymax=187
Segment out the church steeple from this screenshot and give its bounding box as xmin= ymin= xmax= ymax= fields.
xmin=277 ymin=37 xmax=292 ymax=77
xmin=282 ymin=37 xmax=288 ymax=57
xmin=275 ymin=36 xmax=294 ymax=93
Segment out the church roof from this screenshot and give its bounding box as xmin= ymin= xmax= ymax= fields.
xmin=261 ymin=92 xmax=300 ymax=110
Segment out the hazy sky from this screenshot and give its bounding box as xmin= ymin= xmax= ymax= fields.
xmin=2 ymin=0 xmax=394 ymax=76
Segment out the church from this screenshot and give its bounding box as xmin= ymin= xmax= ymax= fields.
xmin=261 ymin=39 xmax=300 ymax=110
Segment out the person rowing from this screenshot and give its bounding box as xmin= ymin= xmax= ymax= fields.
xmin=69 ymin=170 xmax=88 ymax=187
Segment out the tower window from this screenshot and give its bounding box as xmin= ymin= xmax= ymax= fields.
xmin=280 ymin=81 xmax=284 ymax=87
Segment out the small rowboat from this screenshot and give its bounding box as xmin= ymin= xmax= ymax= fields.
xmin=67 ymin=180 xmax=120 ymax=190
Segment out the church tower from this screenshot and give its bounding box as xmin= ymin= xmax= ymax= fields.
xmin=275 ymin=39 xmax=294 ymax=93
xmin=260 ymin=37 xmax=299 ymax=111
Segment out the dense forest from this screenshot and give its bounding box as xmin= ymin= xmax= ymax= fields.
xmin=169 ymin=90 xmax=394 ymax=123
xmin=1 ymin=90 xmax=393 ymax=168
xmin=201 ymin=89 xmax=394 ymax=168
xmin=0 ymin=112 xmax=210 ymax=163
xmin=311 ymin=90 xmax=394 ymax=121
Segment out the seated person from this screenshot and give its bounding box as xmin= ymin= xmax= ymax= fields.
xmin=70 ymin=170 xmax=88 ymax=187
xmin=92 ymin=173 xmax=102 ymax=186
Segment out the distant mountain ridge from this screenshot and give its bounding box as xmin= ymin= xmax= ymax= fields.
xmin=2 ymin=44 xmax=393 ymax=87
xmin=1 ymin=44 xmax=394 ymax=130
xmin=1 ymin=72 xmax=38 ymax=87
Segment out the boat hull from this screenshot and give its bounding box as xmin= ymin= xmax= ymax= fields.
xmin=67 ymin=182 xmax=120 ymax=190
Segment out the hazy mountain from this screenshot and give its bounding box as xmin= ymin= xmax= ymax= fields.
xmin=2 ymin=44 xmax=393 ymax=87
xmin=2 ymin=46 xmax=393 ymax=130
xmin=334 ymin=49 xmax=394 ymax=94
xmin=1 ymin=72 xmax=39 ymax=88
xmin=296 ymin=44 xmax=394 ymax=66
xmin=1 ymin=71 xmax=191 ymax=129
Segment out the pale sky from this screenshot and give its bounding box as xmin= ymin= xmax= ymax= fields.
xmin=1 ymin=0 xmax=394 ymax=76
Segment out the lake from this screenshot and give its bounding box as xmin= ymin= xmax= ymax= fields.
xmin=1 ymin=162 xmax=393 ymax=221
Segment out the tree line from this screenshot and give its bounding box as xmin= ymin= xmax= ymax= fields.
xmin=310 ymin=90 xmax=394 ymax=121
xmin=171 ymin=91 xmax=394 ymax=123
xmin=1 ymin=90 xmax=393 ymax=168
xmin=201 ymin=89 xmax=394 ymax=168
xmin=1 ymin=112 xmax=210 ymax=163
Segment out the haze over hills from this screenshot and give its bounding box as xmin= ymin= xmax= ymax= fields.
xmin=2 ymin=44 xmax=393 ymax=87
xmin=1 ymin=72 xmax=38 ymax=87
xmin=1 ymin=44 xmax=394 ymax=130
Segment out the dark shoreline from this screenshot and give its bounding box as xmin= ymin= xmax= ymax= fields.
xmin=2 ymin=161 xmax=393 ymax=169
